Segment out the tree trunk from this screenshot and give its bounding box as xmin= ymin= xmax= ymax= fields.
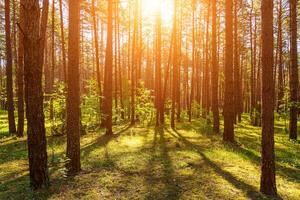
xmin=17 ymin=0 xmax=25 ymax=137
xmin=189 ymin=1 xmax=195 ymax=122
xmin=66 ymin=0 xmax=81 ymax=174
xmin=102 ymin=0 xmax=113 ymax=134
xmin=5 ymin=0 xmax=16 ymax=134
xmin=211 ymin=0 xmax=220 ymax=133
xmin=23 ymin=0 xmax=49 ymax=189
xmin=91 ymin=0 xmax=102 ymax=121
xmin=289 ymin=0 xmax=298 ymax=140
xmin=223 ymin=0 xmax=234 ymax=142
xmin=171 ymin=0 xmax=178 ymax=129
xmin=155 ymin=3 xmax=162 ymax=126
xmin=59 ymin=0 xmax=67 ymax=82
xmin=277 ymin=0 xmax=284 ymax=111
xmin=234 ymin=0 xmax=240 ymax=123
xmin=130 ymin=0 xmax=138 ymax=125
xmin=260 ymin=0 xmax=277 ymax=195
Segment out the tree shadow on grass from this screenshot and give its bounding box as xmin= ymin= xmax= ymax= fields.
xmin=225 ymin=143 xmax=300 ymax=183
xmin=186 ymin=120 xmax=300 ymax=184
xmin=145 ymin=126 xmax=181 ymax=200
xmin=168 ymin=128 xmax=282 ymax=200
xmin=81 ymin=125 xmax=131 ymax=157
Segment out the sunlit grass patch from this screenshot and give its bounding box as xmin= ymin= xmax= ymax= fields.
xmin=0 ymin=110 xmax=299 ymax=199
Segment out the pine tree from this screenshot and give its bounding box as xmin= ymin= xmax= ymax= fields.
xmin=66 ymin=0 xmax=81 ymax=174
xmin=260 ymin=0 xmax=277 ymax=195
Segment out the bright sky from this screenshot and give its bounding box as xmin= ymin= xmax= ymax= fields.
xmin=142 ymin=0 xmax=174 ymax=27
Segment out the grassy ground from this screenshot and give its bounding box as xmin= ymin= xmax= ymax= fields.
xmin=0 ymin=110 xmax=299 ymax=200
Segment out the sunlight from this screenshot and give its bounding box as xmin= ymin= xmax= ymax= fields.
xmin=142 ymin=0 xmax=174 ymax=27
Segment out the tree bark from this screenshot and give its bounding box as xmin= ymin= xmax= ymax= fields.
xmin=66 ymin=0 xmax=81 ymax=174
xmin=171 ymin=0 xmax=178 ymax=129
xmin=59 ymin=0 xmax=67 ymax=82
xmin=211 ymin=0 xmax=220 ymax=133
xmin=155 ymin=3 xmax=162 ymax=126
xmin=23 ymin=0 xmax=49 ymax=189
xmin=91 ymin=0 xmax=102 ymax=121
xmin=289 ymin=0 xmax=298 ymax=140
xmin=17 ymin=0 xmax=25 ymax=137
xmin=102 ymin=0 xmax=114 ymax=134
xmin=260 ymin=0 xmax=277 ymax=195
xmin=223 ymin=0 xmax=234 ymax=142
xmin=5 ymin=0 xmax=16 ymax=134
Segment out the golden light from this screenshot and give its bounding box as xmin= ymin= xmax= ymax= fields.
xmin=142 ymin=0 xmax=174 ymax=27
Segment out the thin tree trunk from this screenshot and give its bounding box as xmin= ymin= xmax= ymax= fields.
xmin=59 ymin=0 xmax=67 ymax=82
xmin=211 ymin=0 xmax=219 ymax=133
xmin=17 ymin=0 xmax=25 ymax=137
xmin=155 ymin=4 xmax=162 ymax=126
xmin=91 ymin=0 xmax=102 ymax=121
xmin=102 ymin=0 xmax=113 ymax=134
xmin=171 ymin=0 xmax=178 ymax=129
xmin=130 ymin=0 xmax=138 ymax=125
xmin=5 ymin=0 xmax=16 ymax=134
xmin=189 ymin=1 xmax=195 ymax=122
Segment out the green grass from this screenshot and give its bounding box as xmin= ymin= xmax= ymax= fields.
xmin=0 ymin=111 xmax=299 ymax=200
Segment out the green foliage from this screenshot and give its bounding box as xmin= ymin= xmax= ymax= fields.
xmin=81 ymin=79 xmax=102 ymax=131
xmin=45 ymin=81 xmax=66 ymax=136
xmin=135 ymin=82 xmax=155 ymax=126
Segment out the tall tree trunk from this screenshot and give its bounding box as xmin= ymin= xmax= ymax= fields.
xmin=66 ymin=0 xmax=81 ymax=174
xmin=102 ymin=0 xmax=113 ymax=134
xmin=23 ymin=0 xmax=49 ymax=189
xmin=234 ymin=0 xmax=241 ymax=123
xmin=223 ymin=0 xmax=234 ymax=142
xmin=211 ymin=0 xmax=219 ymax=133
xmin=277 ymin=0 xmax=284 ymax=111
xmin=59 ymin=0 xmax=67 ymax=82
xmin=91 ymin=0 xmax=102 ymax=120
xmin=289 ymin=0 xmax=298 ymax=140
xmin=114 ymin=1 xmax=118 ymax=112
xmin=17 ymin=0 xmax=25 ymax=137
xmin=130 ymin=0 xmax=138 ymax=125
xmin=171 ymin=0 xmax=178 ymax=129
xmin=260 ymin=0 xmax=277 ymax=195
xmin=155 ymin=3 xmax=162 ymax=126
xmin=50 ymin=0 xmax=55 ymax=120
xmin=5 ymin=0 xmax=16 ymax=134
xmin=189 ymin=1 xmax=195 ymax=122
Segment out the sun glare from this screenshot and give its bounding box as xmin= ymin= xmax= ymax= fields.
xmin=142 ymin=0 xmax=174 ymax=27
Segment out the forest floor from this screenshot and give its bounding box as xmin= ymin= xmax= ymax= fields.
xmin=0 ymin=110 xmax=299 ymax=200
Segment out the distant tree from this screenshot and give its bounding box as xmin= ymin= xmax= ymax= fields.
xmin=66 ymin=0 xmax=81 ymax=174
xmin=23 ymin=0 xmax=49 ymax=189
xmin=59 ymin=0 xmax=67 ymax=82
xmin=171 ymin=0 xmax=178 ymax=129
xmin=155 ymin=1 xmax=163 ymax=126
xmin=211 ymin=0 xmax=219 ymax=133
xmin=260 ymin=0 xmax=277 ymax=195
xmin=102 ymin=0 xmax=113 ymax=134
xmin=130 ymin=0 xmax=138 ymax=125
xmin=5 ymin=0 xmax=16 ymax=134
xmin=189 ymin=0 xmax=196 ymax=122
xmin=276 ymin=0 xmax=284 ymax=111
xmin=91 ymin=0 xmax=102 ymax=117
